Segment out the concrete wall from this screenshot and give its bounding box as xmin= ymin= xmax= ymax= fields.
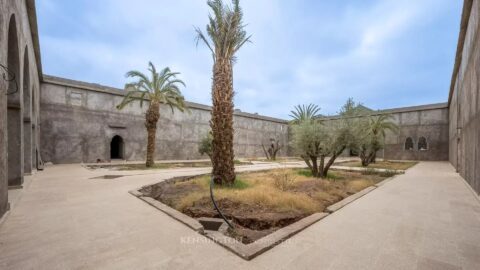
xmin=449 ymin=0 xmax=480 ymax=195
xmin=381 ymin=104 xmax=449 ymax=161
xmin=322 ymin=103 xmax=450 ymax=161
xmin=40 ymin=76 xmax=289 ymax=164
xmin=0 ymin=0 xmax=42 ymax=218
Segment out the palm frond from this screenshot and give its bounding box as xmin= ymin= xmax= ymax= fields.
xmin=289 ymin=104 xmax=321 ymax=123
xmin=118 ymin=62 xmax=188 ymax=113
xmin=195 ymin=0 xmax=250 ymax=61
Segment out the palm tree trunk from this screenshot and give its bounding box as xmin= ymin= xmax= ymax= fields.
xmin=211 ymin=58 xmax=236 ymax=185
xmin=145 ymin=102 xmax=160 ymax=167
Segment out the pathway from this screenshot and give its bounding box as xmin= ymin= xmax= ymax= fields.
xmin=0 ymin=162 xmax=478 ymax=269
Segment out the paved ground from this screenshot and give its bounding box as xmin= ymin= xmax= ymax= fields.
xmin=0 ymin=162 xmax=479 ymax=270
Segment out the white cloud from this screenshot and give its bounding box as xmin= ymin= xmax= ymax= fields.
xmin=38 ymin=0 xmax=459 ymax=119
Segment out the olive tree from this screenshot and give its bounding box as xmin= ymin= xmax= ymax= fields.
xmin=291 ymin=119 xmax=355 ymax=178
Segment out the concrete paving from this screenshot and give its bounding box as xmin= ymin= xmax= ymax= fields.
xmin=0 ymin=162 xmax=479 ymax=270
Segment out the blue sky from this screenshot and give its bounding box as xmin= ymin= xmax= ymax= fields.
xmin=37 ymin=0 xmax=462 ymax=119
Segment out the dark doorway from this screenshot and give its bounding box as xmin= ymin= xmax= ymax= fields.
xmin=110 ymin=136 xmax=124 ymax=160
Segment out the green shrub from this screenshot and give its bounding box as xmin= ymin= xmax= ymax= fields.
xmin=362 ymin=168 xmax=377 ymax=175
xmin=198 ymin=132 xmax=213 ymax=159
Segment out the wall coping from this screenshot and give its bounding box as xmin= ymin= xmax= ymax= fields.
xmin=448 ymin=0 xmax=473 ymax=105
xmin=27 ymin=0 xmax=43 ymax=80
xmin=43 ymin=75 xmax=449 ymax=124
xmin=42 ymin=75 xmax=289 ymax=124
xmin=319 ymin=102 xmax=448 ymax=121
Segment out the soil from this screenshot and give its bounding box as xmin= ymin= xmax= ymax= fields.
xmin=140 ymin=181 xmax=203 ymax=206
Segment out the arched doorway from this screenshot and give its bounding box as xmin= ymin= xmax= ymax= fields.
xmin=7 ymin=15 xmax=24 ymax=186
xmin=110 ymin=136 xmax=124 ymax=160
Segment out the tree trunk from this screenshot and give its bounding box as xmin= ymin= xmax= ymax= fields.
xmin=310 ymin=155 xmax=319 ymax=177
xmin=211 ymin=58 xmax=236 ymax=185
xmin=145 ymin=102 xmax=160 ymax=167
xmin=321 ymin=147 xmax=346 ymax=178
xmin=317 ymin=155 xmax=325 ymax=178
xmin=359 ymin=146 xmax=369 ymax=167
xmin=302 ymin=155 xmax=313 ymax=172
xmin=262 ymin=144 xmax=270 ymax=160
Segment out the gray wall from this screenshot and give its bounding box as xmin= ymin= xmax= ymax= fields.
xmin=449 ymin=0 xmax=480 ymax=195
xmin=40 ymin=76 xmax=289 ymax=164
xmin=322 ymin=104 xmax=450 ymax=161
xmin=0 ymin=0 xmax=42 ymax=218
xmin=382 ymin=104 xmax=449 ymax=161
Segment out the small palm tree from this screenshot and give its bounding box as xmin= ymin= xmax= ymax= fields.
xmin=289 ymin=104 xmax=321 ymax=123
xmin=195 ymin=0 xmax=251 ymax=185
xmin=360 ymin=114 xmax=398 ymax=166
xmin=117 ymin=62 xmax=187 ymax=167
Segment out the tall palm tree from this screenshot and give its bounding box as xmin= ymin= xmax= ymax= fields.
xmin=289 ymin=104 xmax=321 ymax=123
xmin=195 ymin=0 xmax=251 ymax=185
xmin=117 ymin=62 xmax=187 ymax=167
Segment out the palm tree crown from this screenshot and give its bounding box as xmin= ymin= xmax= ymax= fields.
xmin=289 ymin=104 xmax=321 ymax=123
xmin=195 ymin=0 xmax=251 ymax=62
xmin=368 ymin=114 xmax=399 ymax=139
xmin=117 ymin=62 xmax=187 ymax=112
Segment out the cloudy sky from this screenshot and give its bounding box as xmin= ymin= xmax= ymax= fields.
xmin=37 ymin=0 xmax=462 ymax=119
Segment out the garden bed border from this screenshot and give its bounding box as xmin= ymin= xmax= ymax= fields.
xmin=129 ymin=171 xmax=399 ymax=260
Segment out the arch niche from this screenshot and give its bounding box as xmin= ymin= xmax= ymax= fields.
xmin=6 ymin=14 xmax=24 ymax=186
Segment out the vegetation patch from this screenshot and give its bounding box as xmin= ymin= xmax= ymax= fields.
xmin=340 ymin=160 xmax=418 ymax=171
xmin=139 ymin=168 xmax=390 ymax=244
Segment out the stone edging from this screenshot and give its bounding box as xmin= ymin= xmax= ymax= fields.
xmin=129 ymin=172 xmax=399 ymax=260
xmin=203 ymin=213 xmax=329 ymax=260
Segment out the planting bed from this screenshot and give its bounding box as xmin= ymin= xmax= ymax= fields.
xmin=340 ymin=160 xmax=418 ymax=171
xmin=138 ymin=168 xmax=389 ymax=244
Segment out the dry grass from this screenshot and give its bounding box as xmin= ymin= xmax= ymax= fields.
xmin=174 ymin=192 xmax=206 ymax=212
xmin=216 ymin=186 xmax=321 ymax=213
xmin=165 ymin=168 xmax=388 ymax=215
xmin=346 ymin=179 xmax=375 ymax=192
xmin=272 ymin=167 xmax=296 ymax=191
xmin=341 ymin=160 xmax=417 ymax=171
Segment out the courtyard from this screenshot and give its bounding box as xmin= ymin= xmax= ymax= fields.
xmin=1 ymin=0 xmax=480 ymax=269
xmin=0 ymin=162 xmax=479 ymax=269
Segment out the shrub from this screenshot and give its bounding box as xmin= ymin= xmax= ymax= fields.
xmin=198 ymin=132 xmax=213 ymax=160
xmin=272 ymin=168 xmax=295 ymax=191
xmin=362 ymin=168 xmax=377 ymax=175
xmin=379 ymin=169 xmax=397 ymax=178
